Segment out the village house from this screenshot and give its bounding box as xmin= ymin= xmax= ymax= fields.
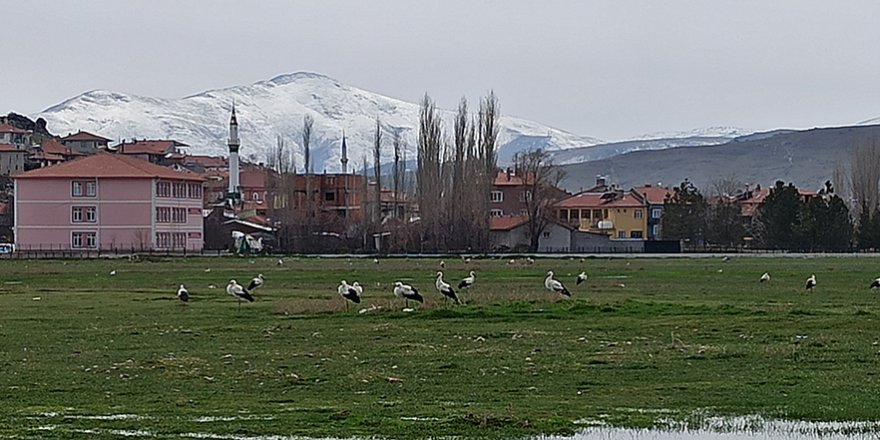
xmin=28 ymin=138 xmax=85 ymax=168
xmin=0 ymin=123 xmax=31 ymax=149
xmin=555 ymin=185 xmax=649 ymax=240
xmin=632 ymin=184 xmax=672 ymax=240
xmin=0 ymin=143 xmax=28 ymax=175
xmin=59 ymin=130 xmax=112 ymax=154
xmin=489 ymin=215 xmax=640 ymax=253
xmin=112 ymin=139 xmax=188 ymax=166
xmin=490 ymin=168 xmax=568 ymax=217
xmin=13 ymin=153 xmax=204 ymax=252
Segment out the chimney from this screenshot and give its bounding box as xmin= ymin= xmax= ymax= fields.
xmin=506 ymin=167 xmax=512 ymax=181
xmin=596 ymin=175 xmax=606 ymax=187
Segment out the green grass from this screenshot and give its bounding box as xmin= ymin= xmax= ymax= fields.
xmin=2 ymin=255 xmax=880 ymax=438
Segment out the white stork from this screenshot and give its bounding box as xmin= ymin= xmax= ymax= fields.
xmin=760 ymin=272 xmax=770 ymax=283
xmin=277 ymin=258 xmax=284 ymax=266
xmin=545 ymin=271 xmax=571 ymax=297
xmin=435 ymin=271 xmax=461 ymax=305
xmin=110 ymin=270 xmax=117 ymax=276
xmin=226 ymin=280 xmax=255 ymax=308
xmin=352 ymin=281 xmax=364 ymax=297
xmin=805 ymin=274 xmax=816 ymax=291
xmin=177 ymin=284 xmax=189 ymax=303
xmin=393 ymin=281 xmax=424 ymax=307
xmin=247 ymin=274 xmax=265 ymax=291
xmin=576 ymin=271 xmax=588 ymax=285
xmin=338 ymin=280 xmax=361 ymax=309
xmin=870 ymin=277 xmax=880 ymax=289
xmin=458 ymin=271 xmax=476 ymax=290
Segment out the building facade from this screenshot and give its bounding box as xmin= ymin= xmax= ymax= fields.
xmin=14 ymin=153 xmax=204 ymax=251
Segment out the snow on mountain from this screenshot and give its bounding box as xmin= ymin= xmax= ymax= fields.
xmin=630 ymin=126 xmax=750 ymax=141
xmin=35 ymin=72 xmax=603 ymax=172
xmin=858 ymin=116 xmax=880 ymax=126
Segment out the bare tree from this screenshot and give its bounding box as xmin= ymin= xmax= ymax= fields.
xmin=849 ymin=137 xmax=880 ymax=218
xmin=513 ymin=148 xmax=565 ymax=252
xmin=416 ymin=94 xmax=443 ymax=251
xmin=373 ymin=117 xmax=383 ymax=225
xmin=474 ymin=91 xmax=499 ymax=252
xmin=709 ymin=173 xmax=743 ymax=198
xmin=392 ymin=130 xmax=402 ymax=220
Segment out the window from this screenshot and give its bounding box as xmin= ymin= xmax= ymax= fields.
xmin=86 ymin=207 xmax=96 ymax=223
xmin=156 ymin=207 xmax=171 ymax=223
xmin=325 ymin=191 xmax=336 ymax=201
xmin=253 ymin=192 xmax=261 ymax=202
xmin=172 ymin=182 xmax=186 ymax=198
xmin=630 ymin=230 xmax=643 ymax=239
xmin=72 ymin=232 xmax=96 ymax=249
xmin=519 ymin=190 xmax=532 ymax=202
xmin=172 ymin=233 xmax=187 ymax=249
xmin=634 ymin=209 xmax=643 ymax=219
xmin=558 ymin=209 xmax=568 ymax=220
xmin=652 ymin=208 xmax=662 ymax=219
xmin=490 ymin=191 xmax=503 ymax=203
xmin=72 ymin=207 xmax=83 ymax=223
xmin=520 ymin=210 xmax=528 ymax=217
xmin=571 ymin=209 xmax=580 ymax=220
xmin=652 ymin=224 xmax=661 ymax=238
xmin=156 ymin=181 xmax=171 ymax=197
xmin=618 ymin=230 xmax=626 ymax=239
xmin=86 ymin=181 xmax=96 ymax=197
xmin=71 ymin=181 xmax=83 ymax=197
xmin=156 ymin=232 xmax=170 ymax=249
xmin=593 ymin=209 xmax=602 ymax=220
xmin=490 ymin=209 xmax=503 ymax=217
xmin=172 ymin=208 xmax=187 ymax=223
xmin=542 ymin=231 xmax=551 ymax=238
xmin=187 ymin=183 xmax=202 ymax=199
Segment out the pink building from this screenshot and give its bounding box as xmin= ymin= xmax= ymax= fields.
xmin=13 ymin=153 xmax=205 ymax=252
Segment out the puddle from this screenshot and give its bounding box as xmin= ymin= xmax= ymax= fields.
xmin=542 ymin=416 xmax=880 ymax=439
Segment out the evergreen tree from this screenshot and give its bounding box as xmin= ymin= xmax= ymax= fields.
xmin=756 ymin=181 xmax=802 ymax=250
xmin=857 ymin=203 xmax=880 ymax=250
xmin=661 ymin=179 xmax=708 ymax=248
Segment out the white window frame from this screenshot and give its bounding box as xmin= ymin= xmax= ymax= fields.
xmin=490 ymin=191 xmax=503 ymax=203
xmin=490 ymin=209 xmax=503 ymax=217
xmin=72 ymin=181 xmax=83 ymax=197
xmin=72 ymin=207 xmax=83 ymax=223
xmin=85 ymin=207 xmax=96 ymax=223
xmin=634 ymin=209 xmax=643 ymax=219
xmin=617 ymin=230 xmax=626 ymax=239
xmin=86 ymin=181 xmax=96 ymax=197
xmin=652 ymin=208 xmax=662 ymax=219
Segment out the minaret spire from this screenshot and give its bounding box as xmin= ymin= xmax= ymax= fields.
xmin=227 ymin=102 xmax=241 ymax=201
xmin=340 ymin=131 xmax=349 ymax=175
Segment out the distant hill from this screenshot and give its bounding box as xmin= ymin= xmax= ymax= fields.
xmin=559 ymin=125 xmax=880 ymax=193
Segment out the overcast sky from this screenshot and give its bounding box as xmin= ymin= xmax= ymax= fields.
xmin=2 ymin=0 xmax=879 ymax=141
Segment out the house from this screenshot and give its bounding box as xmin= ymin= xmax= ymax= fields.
xmin=489 ymin=215 xmax=636 ymax=253
xmin=13 ymin=153 xmax=204 ymax=252
xmin=0 ymin=123 xmax=31 ymax=149
xmin=29 ymin=138 xmax=85 ymax=168
xmin=59 ymin=130 xmax=112 ymax=154
xmin=0 ymin=144 xmax=28 ymax=175
xmin=490 ymin=169 xmax=568 ymax=217
xmin=183 ymin=155 xmax=228 ymax=173
xmin=555 ymin=186 xmax=649 ymax=240
xmin=632 ymin=184 xmax=672 ymax=240
xmin=112 ymin=139 xmax=188 ymax=165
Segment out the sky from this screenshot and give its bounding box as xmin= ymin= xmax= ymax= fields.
xmin=2 ymin=0 xmax=880 ymax=141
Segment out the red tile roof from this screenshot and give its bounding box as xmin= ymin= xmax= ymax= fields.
xmin=0 ymin=123 xmax=29 ymax=134
xmin=184 ymin=155 xmax=228 ymax=168
xmin=490 ymin=215 xmax=529 ymax=231
xmin=60 ymin=130 xmax=112 ymax=143
xmin=555 ymin=190 xmax=646 ymax=208
xmin=632 ymin=185 xmax=672 ymax=205
xmin=29 ymin=151 xmax=65 ymax=161
xmin=14 ymin=152 xmax=204 ymax=181
xmin=0 ymin=143 xmax=26 ymax=152
xmin=40 ymin=139 xmax=84 ymax=156
xmin=493 ymin=170 xmax=534 ymax=186
xmin=114 ymin=139 xmax=189 ymax=155
xmin=240 ymin=167 xmax=267 ymax=188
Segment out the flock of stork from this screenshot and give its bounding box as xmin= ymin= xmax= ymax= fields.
xmin=170 ymin=258 xmax=593 ymax=311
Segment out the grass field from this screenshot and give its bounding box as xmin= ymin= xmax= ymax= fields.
xmin=2 ymin=255 xmax=880 ymax=439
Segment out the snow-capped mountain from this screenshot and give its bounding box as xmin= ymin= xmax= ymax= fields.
xmin=35 ymin=72 xmax=603 ymax=172
xmin=630 ymin=126 xmax=750 ymax=141
xmin=858 ymin=116 xmax=880 ymax=126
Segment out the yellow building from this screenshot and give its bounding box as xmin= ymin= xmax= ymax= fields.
xmin=555 ymin=189 xmax=648 ymax=240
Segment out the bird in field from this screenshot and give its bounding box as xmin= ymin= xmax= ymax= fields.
xmin=545 ymin=271 xmax=571 ymax=298
xmin=338 ymin=280 xmax=361 ymax=309
xmin=439 ymin=260 xmax=445 ymax=269
xmin=177 ymin=284 xmax=189 ymax=303
xmin=435 ymin=271 xmax=460 ymax=305
xmin=352 ymin=281 xmax=364 ymax=297
xmin=576 ymin=271 xmax=588 ymax=285
xmin=277 ymin=258 xmax=284 ymax=266
xmin=760 ymin=272 xmax=770 ymax=283
xmin=458 ymin=271 xmax=476 ymax=290
xmin=722 ymin=256 xmax=730 ymax=262
xmin=109 ymin=270 xmax=117 ymax=276
xmin=508 ymin=259 xmax=516 ymax=265
xmin=393 ymin=281 xmax=424 ymax=308
xmin=373 ymin=258 xmax=380 ymax=264
xmin=247 ymin=274 xmax=264 ymax=291
xmin=805 ymin=274 xmax=817 ymax=291
xmin=871 ymin=277 xmax=880 ymax=289
xmin=526 ymin=257 xmax=535 ymax=264
xmin=226 ymin=280 xmax=255 ymax=308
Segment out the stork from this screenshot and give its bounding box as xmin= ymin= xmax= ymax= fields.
xmin=226 ymin=280 xmax=255 ymax=309
xmin=435 ymin=271 xmax=460 ymax=305
xmin=805 ymin=274 xmax=816 ymax=291
xmin=458 ymin=271 xmax=476 ymax=290
xmin=177 ymin=284 xmax=189 ymax=303
xmin=338 ymin=280 xmax=361 ymax=310
xmin=576 ymin=271 xmax=588 ymax=285
xmin=393 ymin=281 xmax=424 ymax=308
xmin=247 ymin=274 xmax=264 ymax=291
xmin=545 ymin=271 xmax=571 ymax=298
